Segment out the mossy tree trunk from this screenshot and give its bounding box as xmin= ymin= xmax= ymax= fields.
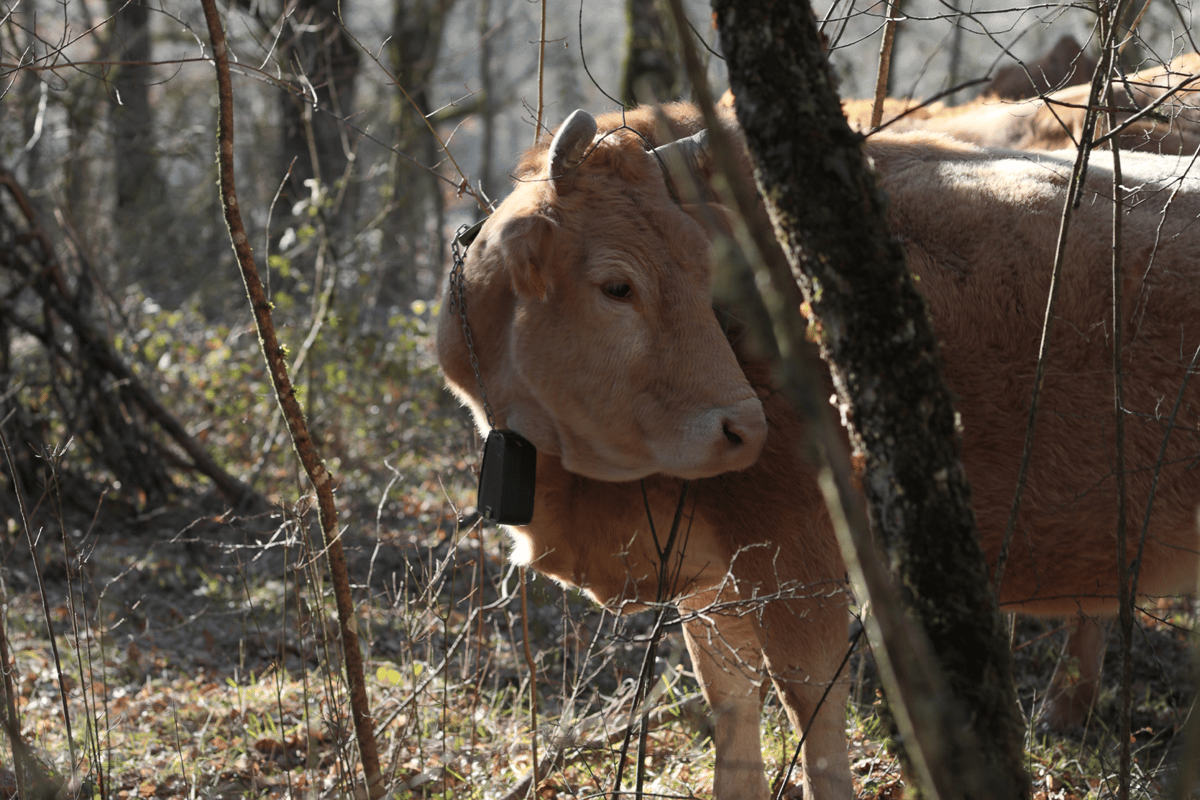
xmin=712 ymin=2 xmax=1029 ymax=798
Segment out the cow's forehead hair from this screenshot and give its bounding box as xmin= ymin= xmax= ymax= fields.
xmin=579 ymin=229 xmax=712 ymax=283
xmin=560 ymin=169 xmax=716 ymax=285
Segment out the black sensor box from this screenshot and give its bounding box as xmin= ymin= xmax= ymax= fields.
xmin=478 ymin=429 xmax=537 ymax=525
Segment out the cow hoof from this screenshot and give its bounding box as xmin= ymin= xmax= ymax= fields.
xmin=1040 ymin=690 xmax=1094 ymax=731
xmin=1041 ymin=615 xmax=1107 ymax=731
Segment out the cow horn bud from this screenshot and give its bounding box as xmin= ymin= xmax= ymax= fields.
xmin=651 ymin=130 xmax=711 ymax=200
xmin=549 ymin=110 xmax=598 ymax=194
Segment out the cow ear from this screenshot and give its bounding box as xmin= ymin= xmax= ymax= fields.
xmin=498 ymin=214 xmax=555 ymax=300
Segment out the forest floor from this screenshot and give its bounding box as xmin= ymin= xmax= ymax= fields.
xmin=2 ymin=472 xmax=1195 ymax=800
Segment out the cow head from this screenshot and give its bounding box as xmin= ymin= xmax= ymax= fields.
xmin=437 ymin=109 xmax=767 ymax=482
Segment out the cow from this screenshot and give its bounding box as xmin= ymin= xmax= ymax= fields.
xmin=838 ymin=50 xmax=1200 ymax=736
xmin=983 ymin=34 xmax=1098 ymax=100
xmin=847 ymin=52 xmax=1200 ymax=154
xmin=436 ymin=102 xmax=1200 ymax=799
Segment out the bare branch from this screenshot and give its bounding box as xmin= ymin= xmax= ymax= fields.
xmin=198 ymin=1 xmax=384 ymax=797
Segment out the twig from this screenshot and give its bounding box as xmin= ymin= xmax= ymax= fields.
xmin=535 ymin=0 xmax=547 ymax=143
xmin=69 ymin=493 xmax=110 ymax=798
xmin=0 ymin=435 xmax=28 ymax=800
xmin=870 ymin=0 xmax=902 ymax=130
xmin=609 ymin=481 xmax=690 ymax=798
xmin=0 ymin=423 xmax=66 ymax=799
xmin=499 ymin=694 xmax=708 ymax=800
xmin=1097 ymin=7 xmax=1134 ymax=793
xmin=1091 ymin=72 xmax=1200 ymax=149
xmin=515 ymin=5 xmax=550 ymax=794
xmin=773 ymin=627 xmax=862 ymax=800
xmin=1118 ymin=0 xmax=1154 ymax=56
xmin=519 ymin=567 xmax=539 ymax=797
xmin=992 ymin=18 xmax=1123 ymax=594
xmin=198 ymin=2 xmax=384 ymax=797
xmin=334 ymin=16 xmax=488 ymax=212
xmin=867 ymin=77 xmax=989 ymax=133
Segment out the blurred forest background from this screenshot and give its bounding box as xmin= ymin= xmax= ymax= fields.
xmin=4 ymin=0 xmax=1195 ymax=522
xmin=0 ymin=0 xmax=1198 ymax=797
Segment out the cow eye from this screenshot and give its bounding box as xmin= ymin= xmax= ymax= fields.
xmin=604 ymin=282 xmax=632 ymax=299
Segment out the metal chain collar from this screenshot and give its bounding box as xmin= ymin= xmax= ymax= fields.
xmin=449 ymin=221 xmax=496 ymax=430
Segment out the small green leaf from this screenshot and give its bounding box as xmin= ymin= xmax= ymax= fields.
xmin=376 ymin=666 xmax=402 ymax=686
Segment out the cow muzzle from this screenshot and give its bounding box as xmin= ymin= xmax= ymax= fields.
xmin=656 ymin=395 xmax=768 ymax=479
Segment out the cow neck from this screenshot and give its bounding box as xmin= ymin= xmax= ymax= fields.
xmin=449 ymin=220 xmax=495 ymax=428
xmin=450 ymin=220 xmax=538 ymax=526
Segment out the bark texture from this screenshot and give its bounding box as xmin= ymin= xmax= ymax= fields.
xmin=713 ymin=3 xmax=1029 ymax=798
xmin=108 ymin=0 xmax=162 ymax=213
xmin=279 ymin=0 xmax=360 ymax=208
xmin=380 ymin=0 xmax=459 ymax=301
xmin=621 ymin=0 xmax=683 ymax=105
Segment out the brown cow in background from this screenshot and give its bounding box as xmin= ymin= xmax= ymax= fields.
xmin=847 ymin=52 xmax=1200 ymax=154
xmin=438 ymin=102 xmax=1200 ymax=799
xmin=984 ymin=34 xmax=1098 ymax=100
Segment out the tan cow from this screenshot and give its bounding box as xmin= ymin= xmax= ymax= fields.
xmin=848 ymin=52 xmax=1200 ymax=154
xmin=841 ymin=49 xmax=1200 ymax=733
xmin=437 ymin=103 xmax=1200 ymax=800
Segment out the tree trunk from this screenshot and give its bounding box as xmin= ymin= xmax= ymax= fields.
xmin=380 ymin=0 xmax=457 ymax=305
xmin=107 ymin=0 xmax=175 ymax=301
xmin=945 ymin=0 xmax=964 ymax=104
xmin=713 ymin=3 xmax=1029 ymax=799
xmin=621 ymin=0 xmax=682 ymax=105
xmin=279 ymin=0 xmax=360 ymax=211
xmin=12 ymin=0 xmax=47 ymax=194
xmin=108 ymin=0 xmax=162 ymax=213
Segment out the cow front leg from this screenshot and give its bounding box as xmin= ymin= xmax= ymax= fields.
xmin=724 ymin=544 xmax=854 ymax=800
xmin=766 ymin=655 xmax=853 ymax=800
xmin=1043 ymin=613 xmax=1109 ymax=729
xmin=679 ymin=590 xmax=771 ymax=800
xmin=753 ymin=603 xmax=852 ymax=800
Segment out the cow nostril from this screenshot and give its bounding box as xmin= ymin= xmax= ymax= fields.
xmin=722 ymin=422 xmax=744 ymax=447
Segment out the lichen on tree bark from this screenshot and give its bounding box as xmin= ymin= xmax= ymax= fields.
xmin=713 ymin=2 xmax=1029 ymax=798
